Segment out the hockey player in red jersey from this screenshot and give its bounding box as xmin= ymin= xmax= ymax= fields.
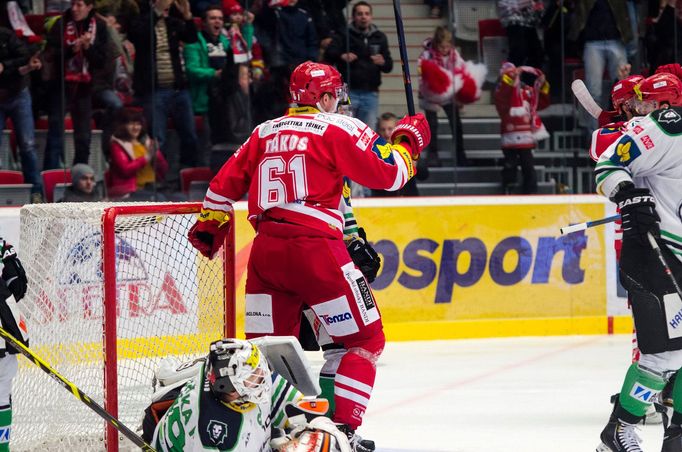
xmin=188 ymin=61 xmax=430 ymax=451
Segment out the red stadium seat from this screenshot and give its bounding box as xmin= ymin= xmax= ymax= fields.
xmin=180 ymin=167 xmax=213 ymax=194
xmin=0 ymin=171 xmax=24 ymax=185
xmin=41 ymin=169 xmax=72 ymax=203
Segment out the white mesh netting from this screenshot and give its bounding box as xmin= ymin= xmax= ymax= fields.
xmin=11 ymin=202 xmax=231 ymax=451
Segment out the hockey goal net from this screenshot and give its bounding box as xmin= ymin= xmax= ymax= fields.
xmin=11 ymin=202 xmax=235 ymax=451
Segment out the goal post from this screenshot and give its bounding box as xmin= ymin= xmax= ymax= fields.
xmin=12 ymin=202 xmax=235 ymax=451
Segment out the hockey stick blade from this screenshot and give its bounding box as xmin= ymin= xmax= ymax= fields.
xmin=0 ymin=325 xmax=156 ymax=451
xmin=571 ymin=79 xmax=603 ymax=119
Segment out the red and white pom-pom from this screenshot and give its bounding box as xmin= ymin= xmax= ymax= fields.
xmin=455 ymin=61 xmax=487 ymax=104
xmin=420 ymin=59 xmax=455 ymax=105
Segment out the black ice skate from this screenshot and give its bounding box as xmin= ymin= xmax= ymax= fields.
xmin=662 ymin=424 xmax=682 ymax=452
xmin=336 ymin=424 xmax=376 ymax=452
xmin=597 ymin=416 xmax=643 ymax=452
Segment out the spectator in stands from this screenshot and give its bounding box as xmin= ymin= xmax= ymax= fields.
xmin=91 ymin=11 xmax=127 ymax=158
xmin=325 ymin=1 xmax=393 ymax=129
xmin=418 ymin=26 xmax=486 ymax=168
xmin=59 ymin=163 xmax=103 ymax=201
xmin=184 ymin=5 xmax=232 ymax=153
xmin=647 ymin=0 xmax=682 ymax=72
xmin=497 ymin=0 xmax=545 ymax=68
xmin=568 ymin=0 xmax=632 ymax=128
xmin=541 ymin=0 xmax=578 ymax=102
xmin=297 ymin=0 xmax=350 ymax=59
xmin=223 ymin=1 xmax=264 ymax=80
xmin=0 ymin=27 xmax=42 ymax=198
xmin=128 ymin=0 xmax=200 ymax=184
xmin=108 ymin=109 xmax=169 ymax=200
xmin=494 ymin=62 xmax=550 ymax=194
xmin=252 ymin=0 xmax=318 ymax=121
xmin=43 ymin=0 xmax=110 ymax=170
xmin=426 ymin=0 xmax=444 ymax=19
xmin=371 ymin=112 xmax=421 ymax=197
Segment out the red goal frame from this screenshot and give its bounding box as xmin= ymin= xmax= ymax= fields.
xmin=101 ymin=203 xmax=235 ymax=452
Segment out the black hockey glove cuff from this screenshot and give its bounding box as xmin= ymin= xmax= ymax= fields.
xmin=347 ymin=228 xmax=381 ymax=283
xmin=1 ymin=240 xmax=26 ymax=301
xmin=614 ymin=186 xmax=661 ymax=246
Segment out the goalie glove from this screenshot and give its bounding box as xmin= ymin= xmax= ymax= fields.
xmin=272 ymin=416 xmax=352 ymax=452
xmin=390 ymin=113 xmax=431 ymax=159
xmin=0 ymin=239 xmax=26 ymax=301
xmin=346 ymin=228 xmax=381 ymax=283
xmin=188 ymin=208 xmax=231 ymax=259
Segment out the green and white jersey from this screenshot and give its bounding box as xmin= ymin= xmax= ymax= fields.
xmin=152 ymin=362 xmax=302 ymax=451
xmin=595 ymin=107 xmax=682 ymax=261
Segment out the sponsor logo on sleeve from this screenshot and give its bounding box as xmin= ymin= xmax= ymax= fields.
xmin=641 ymin=135 xmax=655 ymax=150
xmin=609 ymin=136 xmax=641 ymax=166
xmin=632 ymin=125 xmax=644 ymax=134
xmin=356 ymin=128 xmax=374 ymax=150
xmin=658 ymin=109 xmax=682 ymax=124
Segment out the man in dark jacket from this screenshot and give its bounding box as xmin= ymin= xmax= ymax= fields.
xmin=253 ymin=0 xmax=318 ymax=121
xmin=43 ymin=0 xmax=109 ymax=169
xmin=325 ymin=1 xmax=393 ymax=129
xmin=128 ymin=0 xmax=200 ymax=174
xmin=0 ymin=27 xmax=42 ymax=196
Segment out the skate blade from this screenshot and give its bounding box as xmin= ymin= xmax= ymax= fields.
xmin=596 ymin=443 xmax=615 ymax=452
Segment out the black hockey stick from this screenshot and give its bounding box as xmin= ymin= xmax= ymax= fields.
xmin=647 ymin=231 xmax=682 ymax=300
xmin=393 ymin=0 xmax=415 ymax=115
xmin=0 ymin=325 xmax=156 ymax=451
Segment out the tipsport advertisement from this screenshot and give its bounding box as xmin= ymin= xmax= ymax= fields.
xmin=230 ymin=195 xmax=626 ymax=339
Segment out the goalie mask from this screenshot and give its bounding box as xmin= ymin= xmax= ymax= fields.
xmin=206 ymin=339 xmax=271 ymax=404
xmin=634 ymin=73 xmax=682 ymax=115
xmin=289 ymin=61 xmax=348 ymax=112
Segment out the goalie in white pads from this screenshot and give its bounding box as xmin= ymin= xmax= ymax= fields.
xmin=0 ymin=239 xmax=28 ymax=452
xmin=142 ymin=338 xmax=351 ymax=451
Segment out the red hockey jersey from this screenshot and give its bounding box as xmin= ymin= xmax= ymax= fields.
xmin=589 ymin=121 xmax=625 ymax=259
xmin=203 ymin=107 xmax=415 ymax=237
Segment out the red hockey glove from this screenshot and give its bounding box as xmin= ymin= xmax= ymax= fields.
xmin=656 ymin=63 xmax=682 ymax=81
xmin=188 ymin=208 xmax=231 ymax=259
xmin=597 ymin=110 xmax=619 ymax=127
xmin=390 ymin=113 xmax=431 ymax=159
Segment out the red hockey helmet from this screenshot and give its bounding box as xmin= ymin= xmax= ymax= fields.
xmin=610 ymin=75 xmax=643 ymax=112
xmin=289 ymin=61 xmax=348 ymax=107
xmin=634 ymin=73 xmax=682 ymax=114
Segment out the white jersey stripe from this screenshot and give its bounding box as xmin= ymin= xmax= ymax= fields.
xmin=206 ymin=188 xmax=234 ymax=204
xmin=277 ymin=203 xmax=343 ymax=231
xmin=334 ymin=386 xmax=369 ymax=408
xmin=202 ymin=200 xmax=231 ymax=212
